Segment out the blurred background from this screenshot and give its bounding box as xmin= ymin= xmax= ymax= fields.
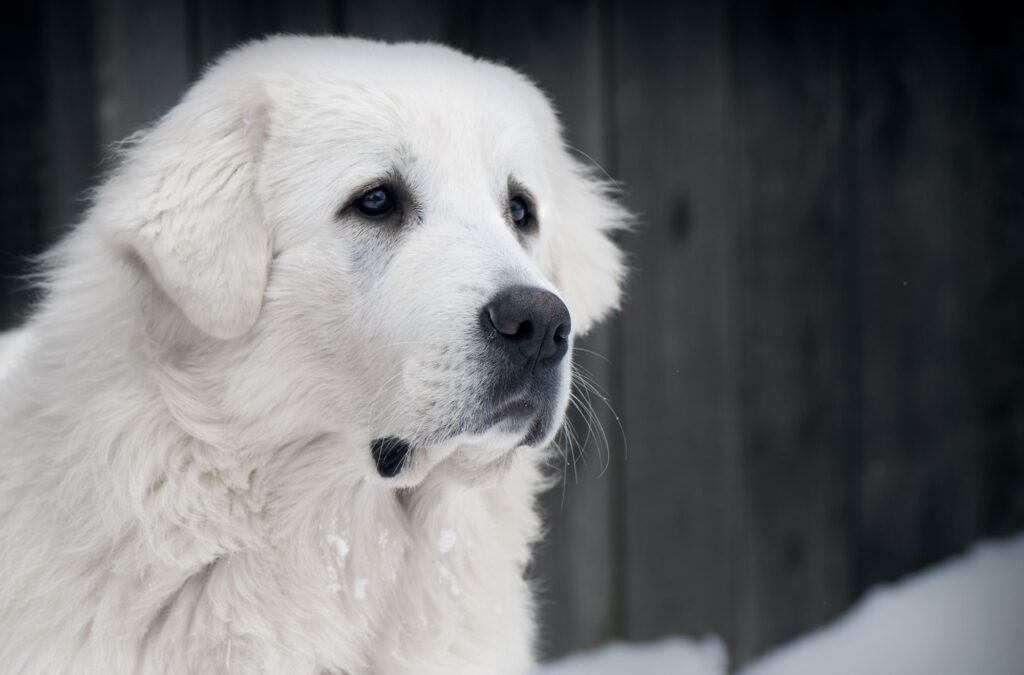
xmin=2 ymin=0 xmax=1022 ymax=668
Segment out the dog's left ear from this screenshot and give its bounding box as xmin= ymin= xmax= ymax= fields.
xmin=540 ymin=158 xmax=630 ymax=337
xmin=103 ymin=67 xmax=271 ymax=340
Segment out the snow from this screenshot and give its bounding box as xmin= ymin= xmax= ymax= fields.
xmin=738 ymin=533 xmax=1024 ymax=675
xmin=326 ymin=535 xmax=349 ymax=562
xmin=324 ymin=564 xmax=341 ymax=593
xmin=437 ymin=563 xmax=461 ymax=596
xmin=438 ymin=528 xmax=458 ymax=554
xmin=353 ymin=578 xmax=368 ymax=600
xmin=534 ymin=636 xmax=727 ymax=675
xmin=534 ymin=532 xmax=1024 ymax=675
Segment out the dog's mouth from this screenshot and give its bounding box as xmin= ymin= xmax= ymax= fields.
xmin=484 ymin=398 xmax=538 ymax=429
xmin=370 ymin=399 xmax=547 ymax=478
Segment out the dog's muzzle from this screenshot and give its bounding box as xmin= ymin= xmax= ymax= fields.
xmin=477 ymin=285 xmax=571 ymax=437
xmin=369 ymin=286 xmax=571 ymax=479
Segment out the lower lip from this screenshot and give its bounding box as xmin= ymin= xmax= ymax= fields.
xmin=489 ymin=399 xmax=537 ymax=426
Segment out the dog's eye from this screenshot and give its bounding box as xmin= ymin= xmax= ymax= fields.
xmin=355 ymin=186 xmax=396 ymax=218
xmin=509 ymin=195 xmax=534 ymax=232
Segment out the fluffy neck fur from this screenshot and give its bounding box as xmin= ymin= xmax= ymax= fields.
xmin=0 ymin=225 xmax=544 ymax=674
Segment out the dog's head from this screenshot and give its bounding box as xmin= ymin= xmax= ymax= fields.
xmin=102 ymin=37 xmax=628 ymax=484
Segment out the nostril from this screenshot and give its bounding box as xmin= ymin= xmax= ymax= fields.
xmin=514 ymin=320 xmax=533 ymax=341
xmin=487 ymin=306 xmax=514 ymax=337
xmin=487 ymin=304 xmax=535 ymax=341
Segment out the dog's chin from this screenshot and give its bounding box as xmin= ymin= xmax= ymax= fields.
xmin=365 ymin=405 xmax=560 ymax=488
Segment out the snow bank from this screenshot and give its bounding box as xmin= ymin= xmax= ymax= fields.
xmin=534 ymin=635 xmax=727 ymax=675
xmin=534 ymin=531 xmax=1024 ymax=675
xmin=738 ymin=533 xmax=1024 ymax=675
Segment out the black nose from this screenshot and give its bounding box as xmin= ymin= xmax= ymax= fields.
xmin=482 ymin=286 xmax=571 ymax=368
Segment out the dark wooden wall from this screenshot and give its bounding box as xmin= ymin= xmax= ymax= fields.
xmin=2 ymin=0 xmax=1022 ymax=666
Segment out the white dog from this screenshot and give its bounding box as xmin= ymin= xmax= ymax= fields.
xmin=0 ymin=36 xmax=626 ymax=674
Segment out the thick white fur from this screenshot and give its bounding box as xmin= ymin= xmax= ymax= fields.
xmin=0 ymin=37 xmax=626 ymax=674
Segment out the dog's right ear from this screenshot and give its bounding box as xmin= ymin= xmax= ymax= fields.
xmin=101 ymin=67 xmax=271 ymax=340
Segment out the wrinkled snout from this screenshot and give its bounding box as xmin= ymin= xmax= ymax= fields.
xmin=481 ymin=286 xmax=571 ymax=370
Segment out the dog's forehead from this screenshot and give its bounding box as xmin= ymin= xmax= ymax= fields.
xmin=268 ymin=43 xmax=553 ymax=169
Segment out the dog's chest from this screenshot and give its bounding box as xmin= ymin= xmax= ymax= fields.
xmin=307 ymin=479 xmax=532 ymax=672
xmin=316 ymin=509 xmax=409 ymax=604
xmin=316 ymin=489 xmax=481 ymax=616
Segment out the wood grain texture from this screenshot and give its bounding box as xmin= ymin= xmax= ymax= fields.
xmin=93 ymin=0 xmax=190 ymax=145
xmin=971 ymin=3 xmax=1024 ymax=539
xmin=731 ymin=1 xmax=854 ymax=658
xmin=42 ymin=0 xmax=100 ymax=234
xmin=0 ymin=3 xmax=47 ymax=329
xmin=610 ymin=0 xmax=744 ymax=649
xmin=854 ymin=0 xmax=1014 ymax=587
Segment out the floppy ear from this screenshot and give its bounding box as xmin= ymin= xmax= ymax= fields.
xmin=542 ymin=158 xmax=631 ymax=337
xmin=103 ymin=69 xmax=271 ymax=340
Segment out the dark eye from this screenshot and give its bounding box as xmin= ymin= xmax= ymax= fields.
xmin=355 ymin=186 xmax=396 ymax=218
xmin=509 ymin=195 xmax=534 ymax=232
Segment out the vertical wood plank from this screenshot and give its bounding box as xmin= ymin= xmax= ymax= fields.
xmin=971 ymin=2 xmax=1024 ymax=537
xmin=0 ymin=4 xmax=47 ymax=328
xmin=190 ymin=0 xmax=272 ymax=71
xmin=190 ymin=0 xmax=339 ymax=74
xmin=855 ymin=1 xmax=1011 ymax=587
xmin=341 ymin=0 xmax=458 ymax=41
xmin=731 ymin=1 xmax=855 ymax=660
xmin=190 ymin=0 xmax=288 ymax=71
xmin=93 ymin=0 xmax=190 ymax=146
xmin=273 ymin=0 xmax=336 ymax=35
xmin=610 ymin=0 xmax=743 ymax=652
xmin=42 ymin=0 xmax=101 ymax=233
